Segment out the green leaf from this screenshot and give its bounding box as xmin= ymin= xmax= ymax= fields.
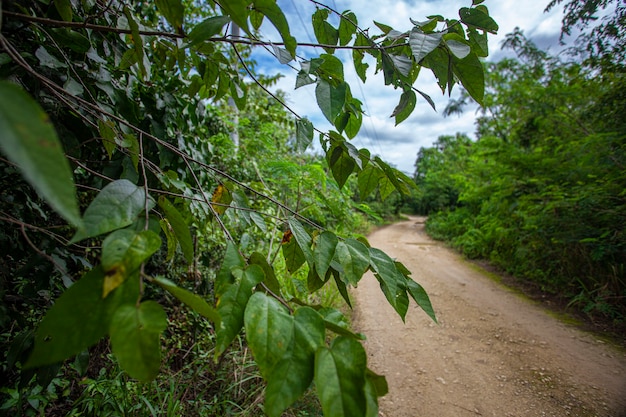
xmin=50 ymin=28 xmax=90 ymax=53
xmin=316 ymin=80 xmax=347 ymax=123
xmin=459 ymin=7 xmax=499 ymax=34
xmin=123 ymin=7 xmax=147 ymax=79
xmin=338 ymin=11 xmax=357 ymax=46
xmin=444 ymin=35 xmax=471 ymax=59
xmin=271 ymin=45 xmax=294 ymax=64
xmin=318 ymin=308 xmax=365 ymax=340
xmin=335 ymin=239 xmax=370 ymax=286
xmin=451 ymin=52 xmax=484 ymax=105
xmin=215 ymin=265 xmax=265 ymax=358
xmin=282 ymin=230 xmax=307 ymax=274
xmin=422 ymin=47 xmax=450 ymax=92
xmin=332 ymin=269 xmax=352 ymax=307
xmin=101 ymin=229 xmax=161 ymax=297
xmin=364 ymin=369 xmax=387 ymax=416
xmin=249 ymin=252 xmax=281 ymax=296
xmin=315 ymin=337 xmax=367 ymax=417
xmin=71 ymin=180 xmax=155 ymax=243
xmin=329 ymin=144 xmax=356 ymax=188
xmin=26 ymin=267 xmax=140 ymax=368
xmin=253 ymin=0 xmax=297 ymax=57
xmin=287 ymin=217 xmax=314 ymax=265
xmin=264 ymin=307 xmax=325 ymax=417
xmin=312 ymin=9 xmax=338 ymax=53
xmin=358 ymin=165 xmax=383 ymax=200
xmin=155 ymin=0 xmax=185 ymax=32
xmin=352 ymin=34 xmax=370 ymax=83
xmin=54 ymin=0 xmax=73 ymax=21
xmin=217 ymin=0 xmax=250 ymax=34
xmin=369 ymin=248 xmax=408 ymax=319
xmin=244 ymin=292 xmax=293 ymax=379
xmin=158 ymin=197 xmax=193 ymax=264
xmin=98 ymin=119 xmax=117 ymax=159
xmin=216 ymin=241 xmax=245 ymax=299
xmin=317 ymin=54 xmax=345 ymax=82
xmin=296 ymin=70 xmax=316 ymax=89
xmin=406 ymin=279 xmax=437 ymax=323
xmin=468 ymin=27 xmax=489 ymax=57
xmin=0 ymin=81 xmax=81 ymax=227
xmin=110 ymin=301 xmax=167 ymax=382
xmin=409 ymin=28 xmax=442 ymax=63
xmin=391 ymin=90 xmax=416 ymax=125
xmin=295 ymin=118 xmax=314 ymax=152
xmin=313 ymin=232 xmax=338 ymax=279
xmin=154 ymin=276 xmax=220 ymax=323
xmin=187 ymin=16 xmax=231 ymax=46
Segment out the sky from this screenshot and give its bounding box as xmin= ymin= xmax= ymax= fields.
xmin=248 ymin=0 xmax=570 ymax=174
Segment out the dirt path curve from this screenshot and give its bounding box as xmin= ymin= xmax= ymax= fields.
xmin=353 ymin=217 xmax=626 ymax=417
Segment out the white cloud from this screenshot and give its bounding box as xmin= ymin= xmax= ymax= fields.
xmin=249 ymin=0 xmax=566 ymax=174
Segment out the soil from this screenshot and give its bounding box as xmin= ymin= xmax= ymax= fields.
xmin=352 ymin=217 xmax=626 ymax=417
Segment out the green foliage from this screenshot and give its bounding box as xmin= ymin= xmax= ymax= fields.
xmin=0 ymin=0 xmax=497 ymax=414
xmin=419 ymin=32 xmax=626 ymax=321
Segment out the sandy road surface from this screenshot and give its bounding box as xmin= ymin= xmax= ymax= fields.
xmin=353 ymin=217 xmax=626 ymax=417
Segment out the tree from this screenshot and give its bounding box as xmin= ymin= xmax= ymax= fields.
xmin=0 ymin=1 xmax=497 ymax=415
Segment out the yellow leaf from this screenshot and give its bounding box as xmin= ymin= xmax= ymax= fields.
xmin=103 ymin=264 xmax=127 ymax=298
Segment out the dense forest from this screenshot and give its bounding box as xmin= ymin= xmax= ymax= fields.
xmin=411 ymin=1 xmax=625 ymax=323
xmin=0 ymin=0 xmax=496 ymax=415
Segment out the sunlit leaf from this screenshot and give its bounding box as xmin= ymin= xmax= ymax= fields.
xmin=26 ymin=268 xmax=139 ymax=368
xmin=409 ymin=28 xmax=442 ymax=63
xmin=211 ymin=183 xmax=233 ymax=215
xmin=110 ymin=301 xmax=167 ymax=382
xmin=0 ymin=81 xmax=81 ymax=227
xmin=71 ymin=180 xmax=155 ymax=243
xmin=315 ymin=337 xmax=367 ymax=417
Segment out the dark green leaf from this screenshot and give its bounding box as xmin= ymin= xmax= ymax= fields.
xmin=26 ymin=268 xmax=139 ymax=368
xmin=254 ymin=0 xmax=297 ymax=57
xmin=406 ymin=279 xmax=437 ymax=323
xmin=451 ymin=52 xmax=484 ymax=105
xmin=271 ymin=44 xmax=294 ymax=64
xmin=459 ymin=7 xmax=499 ymax=34
xmin=50 ymin=28 xmax=90 ymax=53
xmin=312 ymin=9 xmax=338 ymax=53
xmin=296 ymin=70 xmax=316 ymax=89
xmin=468 ymin=27 xmax=489 ymax=57
xmin=318 ymin=308 xmax=365 ymax=340
xmin=332 ymin=269 xmax=352 ymax=307
xmin=329 ymin=144 xmax=356 ymax=188
xmin=315 ymin=337 xmax=367 ymax=417
xmin=158 ymin=196 xmax=193 ymax=264
xmin=155 ymin=0 xmax=184 ymax=32
xmin=249 ymin=252 xmax=281 ymax=296
xmin=54 ymin=0 xmax=73 ymax=21
xmin=187 ymin=16 xmax=231 ymax=46
xmin=287 ymin=217 xmax=314 ymax=265
xmin=110 ymin=301 xmax=167 ymax=382
xmin=0 ymin=81 xmax=81 ymax=227
xmin=352 ymin=34 xmax=370 ymax=83
xmin=215 ymin=265 xmax=265 ymax=358
xmin=98 ymin=119 xmax=117 ymax=159
xmin=217 ymin=0 xmax=250 ymax=33
xmin=154 ymin=276 xmax=220 ymax=323
xmin=123 ymin=7 xmax=147 ymax=79
xmin=282 ymin=230 xmax=307 ymax=274
xmin=391 ymin=90 xmax=416 ymax=125
xmin=71 ymin=180 xmax=155 ymax=243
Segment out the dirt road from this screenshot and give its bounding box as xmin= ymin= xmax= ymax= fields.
xmin=353 ymin=217 xmax=626 ymax=417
